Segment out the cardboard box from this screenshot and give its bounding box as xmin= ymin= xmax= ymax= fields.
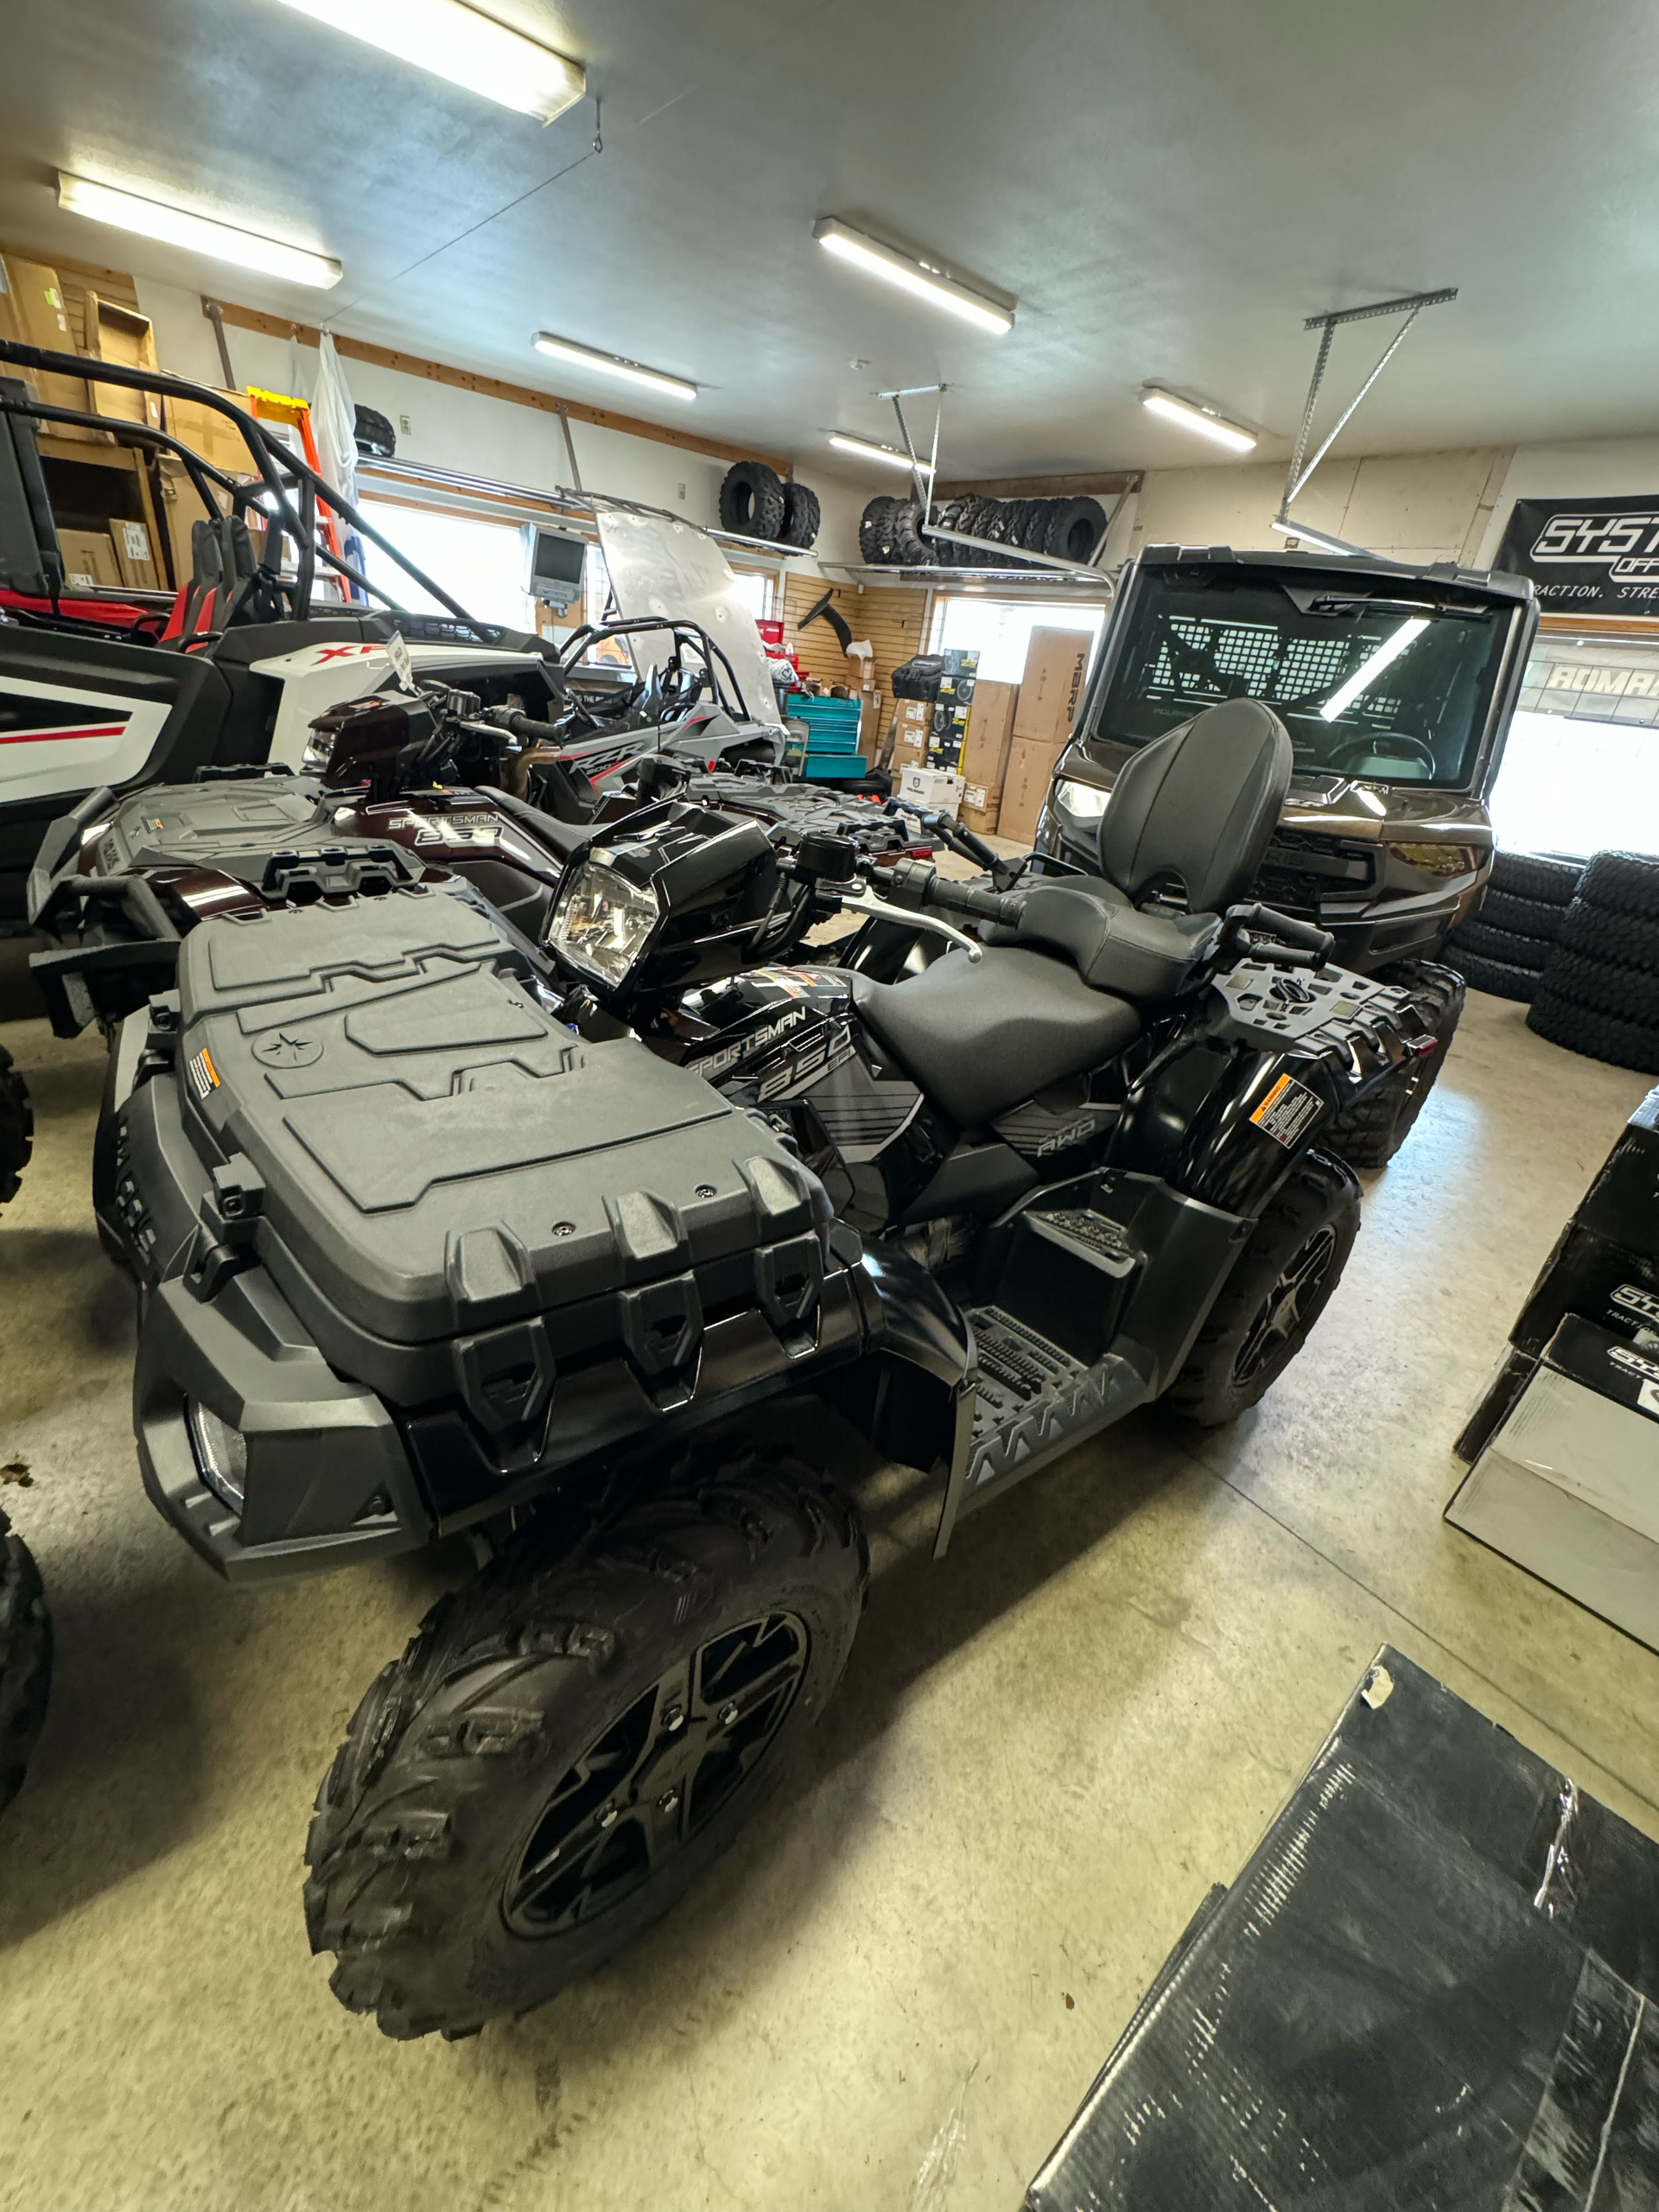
xmin=84 ymin=293 xmax=162 ymax=431
xmin=164 ymin=388 xmax=258 ymax=474
xmin=892 ymin=716 xmax=930 ymax=770
xmin=960 ymin=782 xmax=1001 ymax=836
xmin=899 ymin=765 xmax=963 ymax=818
xmin=110 ymin=515 xmax=161 ymax=591
xmin=1012 ymin=626 xmax=1092 ymax=751
xmin=995 ymin=734 xmax=1064 ymax=847
xmin=959 ymin=678 xmax=1019 ymax=796
xmin=58 ymin=528 xmax=123 ymax=592
xmin=893 ymin=696 xmax=931 ymax=731
xmin=0 ymin=256 xmax=98 ymax=440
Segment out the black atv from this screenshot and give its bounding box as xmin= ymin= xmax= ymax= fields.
xmin=99 ymin=696 xmax=1434 ymax=2037
xmin=1037 ymin=544 xmax=1539 ymax=1164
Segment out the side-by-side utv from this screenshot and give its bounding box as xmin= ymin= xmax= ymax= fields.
xmin=97 ymin=691 xmax=1440 ymax=2038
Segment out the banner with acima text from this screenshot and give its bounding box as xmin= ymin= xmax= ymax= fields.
xmin=1495 ymin=496 xmax=1659 ymax=612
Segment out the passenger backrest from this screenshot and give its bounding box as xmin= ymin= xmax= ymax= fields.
xmin=1097 ymin=698 xmax=1292 ymax=916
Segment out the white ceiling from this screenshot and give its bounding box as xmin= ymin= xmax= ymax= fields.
xmin=3 ymin=0 xmax=1657 ymax=482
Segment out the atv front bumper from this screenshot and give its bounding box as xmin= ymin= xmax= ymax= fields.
xmin=135 ymin=1274 xmax=429 ymax=1585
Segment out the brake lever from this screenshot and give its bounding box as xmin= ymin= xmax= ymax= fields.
xmin=833 ymin=881 xmax=983 ymax=963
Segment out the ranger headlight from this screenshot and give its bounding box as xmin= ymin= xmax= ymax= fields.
xmin=1056 ymin=777 xmax=1110 ymax=821
xmin=547 ymin=860 xmax=660 ymax=988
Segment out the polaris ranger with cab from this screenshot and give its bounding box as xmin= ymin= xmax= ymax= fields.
xmin=1037 ymin=545 xmax=1538 ymax=1162
xmin=102 ymin=693 xmax=1437 ymax=2037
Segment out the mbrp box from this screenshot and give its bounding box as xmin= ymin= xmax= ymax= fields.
xmin=1012 ymin=627 xmax=1092 ymax=752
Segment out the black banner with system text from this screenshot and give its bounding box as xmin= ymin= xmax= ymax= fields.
xmin=1495 ymin=496 xmax=1659 ymax=612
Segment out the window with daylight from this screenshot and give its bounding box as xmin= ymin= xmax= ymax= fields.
xmin=931 ymin=594 xmax=1107 ymax=683
xmin=359 ymin=501 xmax=539 ymax=632
xmin=1490 ymin=642 xmax=1659 ymax=859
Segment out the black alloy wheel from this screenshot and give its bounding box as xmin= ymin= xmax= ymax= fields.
xmin=502 ymin=1610 xmax=810 ymax=1936
xmin=1164 ymin=1151 xmax=1361 ymax=1426
xmin=1232 ymin=1224 xmax=1338 ymax=1388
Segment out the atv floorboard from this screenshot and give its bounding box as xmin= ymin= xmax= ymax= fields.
xmin=963 ymin=1305 xmax=1149 ymax=1509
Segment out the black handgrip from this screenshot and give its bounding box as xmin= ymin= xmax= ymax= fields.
xmin=1225 ymin=900 xmax=1336 ymax=964
xmin=921 ymin=868 xmax=1025 ymax=928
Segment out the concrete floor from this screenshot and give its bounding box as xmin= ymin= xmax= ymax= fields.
xmin=1 ymin=969 xmax=1656 ymax=2212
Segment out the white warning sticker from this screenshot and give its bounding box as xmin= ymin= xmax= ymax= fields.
xmin=186 ymin=1046 xmax=221 ymax=1102
xmin=1249 ymin=1071 xmax=1323 ymax=1148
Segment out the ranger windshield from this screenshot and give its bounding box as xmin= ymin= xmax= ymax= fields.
xmin=1085 ymin=567 xmax=1510 ymax=785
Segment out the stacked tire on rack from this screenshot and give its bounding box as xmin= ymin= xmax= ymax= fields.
xmin=717 ymin=462 xmax=821 ymax=550
xmin=1528 ymin=851 xmax=1659 ymax=1074
xmin=856 ymin=493 xmax=1109 ymax=569
xmin=1442 ymin=850 xmax=1583 ymax=1001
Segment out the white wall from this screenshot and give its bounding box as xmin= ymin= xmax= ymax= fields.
xmin=1128 ymin=434 xmax=1659 ymax=576
xmin=1129 ymin=447 xmax=1514 ymax=567
xmin=1471 ymin=437 xmax=1659 ymax=569
xmin=131 ymin=275 xmax=868 ymax=569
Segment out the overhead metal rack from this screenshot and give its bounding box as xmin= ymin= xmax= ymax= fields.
xmin=1276 ymin=287 xmax=1459 ymax=554
xmin=842 ymin=381 xmax=1122 ymax=586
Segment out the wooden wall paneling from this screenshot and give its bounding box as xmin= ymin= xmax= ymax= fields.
xmin=782 ymin=575 xmax=931 ymax=766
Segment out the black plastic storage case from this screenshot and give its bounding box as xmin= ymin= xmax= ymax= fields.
xmin=119 ymin=883 xmax=868 ymax=1580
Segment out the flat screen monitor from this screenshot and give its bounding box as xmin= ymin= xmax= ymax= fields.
xmin=528 ymin=528 xmax=586 ymax=604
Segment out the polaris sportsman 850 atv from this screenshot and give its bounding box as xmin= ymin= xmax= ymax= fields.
xmin=99 ymin=695 xmax=1434 ymax=2038
xmin=1037 ymin=544 xmax=1538 ymax=1163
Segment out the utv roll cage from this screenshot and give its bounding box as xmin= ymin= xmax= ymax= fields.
xmin=0 ymin=339 xmax=490 ymax=641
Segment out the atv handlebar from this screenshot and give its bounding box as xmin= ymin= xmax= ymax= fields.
xmin=875 ymin=857 xmax=1025 ymax=928
xmin=1220 ymin=902 xmax=1336 ymax=969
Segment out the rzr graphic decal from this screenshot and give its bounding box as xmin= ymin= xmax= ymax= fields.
xmin=0 ymin=688 xmax=133 ymax=747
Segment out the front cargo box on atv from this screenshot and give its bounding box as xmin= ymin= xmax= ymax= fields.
xmin=117 ymin=885 xmax=870 ymax=1579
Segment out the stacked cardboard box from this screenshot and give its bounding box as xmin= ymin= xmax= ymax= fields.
xmin=0 ymin=254 xmax=99 ymax=441
xmin=57 ymin=530 xmax=123 ymax=592
xmin=957 ymin=680 xmax=1019 ymax=833
xmin=889 ymin=696 xmax=931 ymax=772
xmin=995 ymin=627 xmax=1094 ymax=846
xmin=1448 ymin=1085 xmax=1659 ymax=1649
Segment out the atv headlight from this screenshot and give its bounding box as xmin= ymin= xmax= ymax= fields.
xmin=186 ymin=1398 xmax=247 ymax=1513
xmin=547 ymin=860 xmax=660 ymax=988
xmin=1056 ymin=777 xmax=1110 ymax=821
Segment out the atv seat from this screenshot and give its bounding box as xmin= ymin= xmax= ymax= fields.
xmin=1013 ymin=696 xmax=1294 ymax=1004
xmin=850 ymin=950 xmax=1139 ymax=1129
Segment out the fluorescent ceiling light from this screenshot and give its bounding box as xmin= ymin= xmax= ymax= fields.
xmin=1141 ymin=386 xmax=1255 ymax=453
xmin=269 ymin=0 xmax=585 ymax=123
xmin=828 ymin=432 xmax=916 ymax=470
xmin=533 ymin=333 xmax=696 ymax=402
xmin=1269 ymin=516 xmax=1365 ymax=558
xmin=1319 ymin=618 xmax=1429 ymax=721
xmin=813 ymin=218 xmax=1014 ymax=335
xmin=57 ymin=172 xmax=340 ymax=288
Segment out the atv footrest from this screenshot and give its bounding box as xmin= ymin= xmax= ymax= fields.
xmin=963 ymin=1306 xmax=1150 ymax=1509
